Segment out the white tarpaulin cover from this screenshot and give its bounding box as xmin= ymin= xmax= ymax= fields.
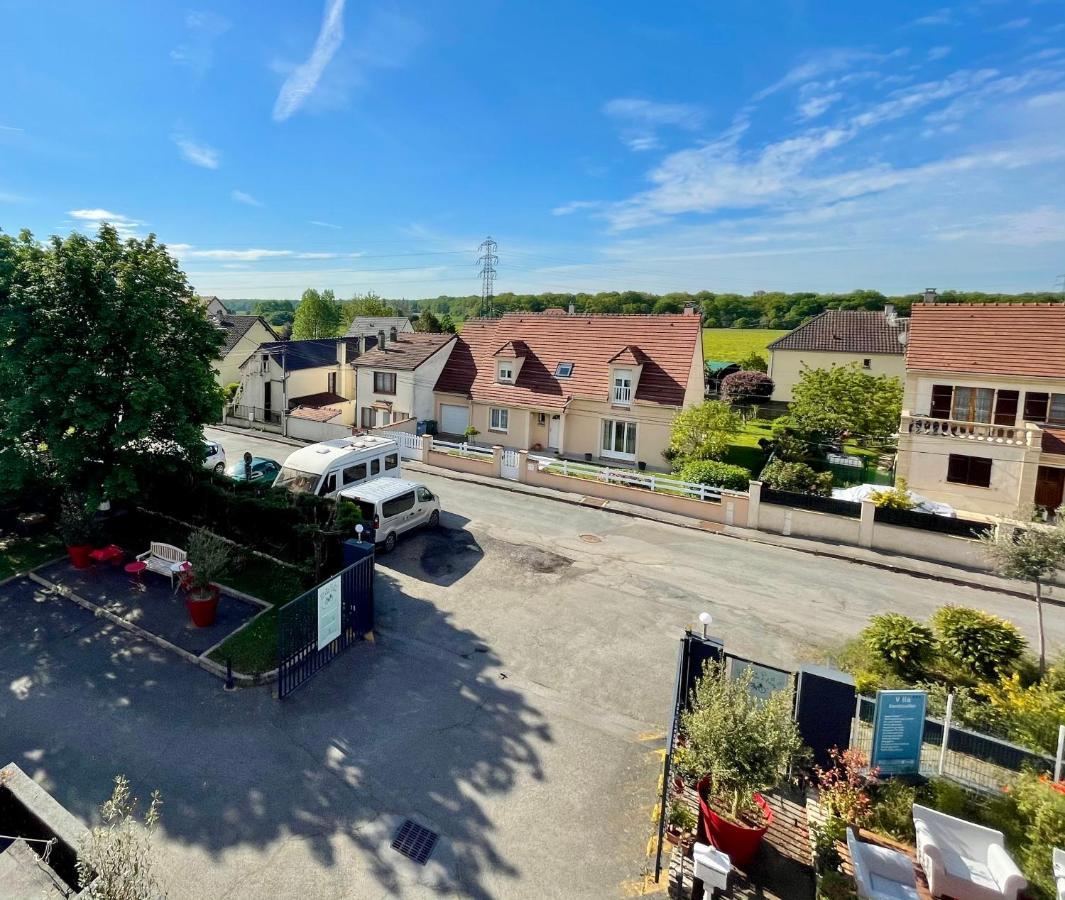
xmin=831 ymin=483 xmax=957 ymax=517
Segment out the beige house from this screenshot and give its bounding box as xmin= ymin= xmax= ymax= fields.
xmin=201 ymin=296 xmax=278 ymax=387
xmin=896 ymin=302 xmax=1065 ymax=518
xmin=432 ymin=310 xmax=704 ymax=470
xmin=767 ymin=308 xmax=907 ymax=402
xmin=353 ymin=332 xmax=456 ymax=428
xmin=232 ymin=337 xmax=361 ymax=428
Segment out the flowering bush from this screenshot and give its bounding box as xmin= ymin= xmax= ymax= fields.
xmin=815 ymin=748 xmax=878 ymax=826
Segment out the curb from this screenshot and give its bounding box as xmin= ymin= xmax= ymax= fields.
xmin=402 ymin=461 xmax=1046 ymax=602
xmin=27 ymin=571 xmax=277 ymax=687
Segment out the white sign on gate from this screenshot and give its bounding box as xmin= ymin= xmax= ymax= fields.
xmin=317 ymin=575 xmax=342 ymax=650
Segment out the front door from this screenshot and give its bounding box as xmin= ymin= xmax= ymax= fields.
xmin=1035 ymin=466 xmax=1065 ymax=511
xmin=263 ymin=381 xmax=272 ymax=413
xmin=548 ymin=415 xmax=560 ymax=450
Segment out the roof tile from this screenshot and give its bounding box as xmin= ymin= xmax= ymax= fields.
xmin=768 ymin=309 xmax=906 ymax=354
xmin=353 ymin=333 xmax=454 ymax=370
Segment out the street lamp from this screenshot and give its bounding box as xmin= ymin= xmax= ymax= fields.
xmin=698 ymin=611 xmax=713 ymax=639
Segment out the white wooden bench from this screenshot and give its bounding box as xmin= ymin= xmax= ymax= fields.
xmin=136 ymin=542 xmax=188 ymax=589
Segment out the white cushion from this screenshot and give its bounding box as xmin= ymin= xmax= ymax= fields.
xmin=869 ymin=872 xmax=920 ymax=900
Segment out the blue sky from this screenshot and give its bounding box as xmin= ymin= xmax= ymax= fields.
xmin=2 ymin=1 xmax=1064 ymax=299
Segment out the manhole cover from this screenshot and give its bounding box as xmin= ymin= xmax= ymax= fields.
xmin=391 ymin=819 xmax=438 ymax=865
xmin=579 ymin=533 xmax=602 ymax=543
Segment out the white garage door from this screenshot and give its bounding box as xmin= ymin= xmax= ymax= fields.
xmin=440 ymin=404 xmax=470 ymax=435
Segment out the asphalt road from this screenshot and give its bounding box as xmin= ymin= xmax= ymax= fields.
xmin=3 ymin=425 xmax=1060 ymax=900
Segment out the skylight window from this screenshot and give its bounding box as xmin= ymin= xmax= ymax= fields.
xmin=555 ymin=362 xmax=574 ymax=377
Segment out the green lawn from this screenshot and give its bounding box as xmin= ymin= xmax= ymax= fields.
xmin=702 ymin=328 xmax=787 ymax=362
xmin=0 ymin=534 xmax=64 ymax=580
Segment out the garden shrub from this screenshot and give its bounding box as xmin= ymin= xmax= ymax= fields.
xmin=869 ymin=479 xmax=915 ymax=510
xmin=1010 ymin=773 xmax=1065 ymax=899
xmin=980 ymin=673 xmax=1065 ymax=755
xmin=862 ymin=614 xmax=935 ymax=679
xmin=759 ymin=459 xmax=833 ymax=496
xmin=932 ymin=606 xmax=1026 ymax=680
xmin=720 ymin=370 xmax=774 ymax=407
xmin=678 ymin=459 xmax=752 ymax=491
xmin=816 ymin=868 xmax=858 ymax=900
xmin=867 ymin=778 xmax=918 ymax=844
xmin=814 ymin=748 xmax=877 ymax=825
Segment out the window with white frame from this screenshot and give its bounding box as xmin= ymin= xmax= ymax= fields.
xmin=601 ymin=419 xmax=636 ymax=459
xmin=497 ymin=362 xmax=514 ymax=383
xmin=612 ymin=369 xmax=633 ymax=405
xmin=489 ymin=407 xmax=509 ymax=432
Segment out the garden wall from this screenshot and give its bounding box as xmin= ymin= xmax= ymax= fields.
xmin=757 ymin=501 xmax=861 ymax=544
xmin=286 ymin=416 xmax=352 ymax=443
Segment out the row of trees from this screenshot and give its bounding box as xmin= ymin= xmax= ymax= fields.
xmin=288 ymin=289 xmax=456 ymax=340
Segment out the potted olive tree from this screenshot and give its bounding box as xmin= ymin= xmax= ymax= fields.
xmin=681 ymin=662 xmax=803 ymax=867
xmin=184 ymin=530 xmax=231 ymax=627
xmin=59 ymin=492 xmax=96 ymax=568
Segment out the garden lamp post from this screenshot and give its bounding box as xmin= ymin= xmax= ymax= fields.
xmin=699 ymin=611 xmax=713 ymax=639
xmin=355 ymin=524 xmax=364 ymax=543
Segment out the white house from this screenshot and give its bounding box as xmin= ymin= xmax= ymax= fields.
xmin=353 ymin=332 xmax=456 ymax=428
xmin=345 ymin=316 xmax=413 ymax=340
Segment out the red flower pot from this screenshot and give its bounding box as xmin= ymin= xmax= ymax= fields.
xmin=67 ymin=545 xmax=93 ymax=569
xmin=186 ymin=590 xmax=220 ymax=627
xmin=697 ymin=776 xmax=773 ymax=868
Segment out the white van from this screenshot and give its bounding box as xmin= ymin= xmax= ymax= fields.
xmin=275 ymin=435 xmax=401 ymax=498
xmin=338 ymin=477 xmax=440 ymax=552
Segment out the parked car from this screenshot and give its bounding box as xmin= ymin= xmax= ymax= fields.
xmin=338 ymin=477 xmax=440 ymax=552
xmin=275 ymin=434 xmax=400 ymax=498
xmin=203 ymin=440 xmax=226 ymax=474
xmin=226 ymin=456 xmax=281 ymax=485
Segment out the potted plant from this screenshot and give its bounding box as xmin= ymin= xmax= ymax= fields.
xmin=681 ymin=662 xmax=803 ymax=867
xmin=59 ymin=492 xmax=96 ymax=568
xmin=463 ymin=426 xmax=480 ymax=445
xmin=665 ymin=798 xmax=698 ymax=848
xmin=184 ymin=529 xmax=231 ymax=627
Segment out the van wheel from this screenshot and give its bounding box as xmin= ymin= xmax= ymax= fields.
xmin=383 ymin=532 xmax=397 ymax=553
xmin=428 ymin=510 xmax=440 ymax=528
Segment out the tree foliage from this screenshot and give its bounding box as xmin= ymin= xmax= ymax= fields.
xmin=787 ymin=364 xmax=902 ymax=442
xmin=720 ymin=370 xmax=774 ymax=407
xmin=758 ymin=459 xmax=833 ymax=496
xmin=292 ymin=288 xmax=342 ymax=339
xmin=338 ymin=291 xmax=398 ymax=333
xmin=736 ymin=351 xmax=768 ymax=373
xmin=677 ymin=459 xmax=752 ymax=491
xmin=0 ymin=226 xmax=223 ymax=501
xmin=668 ymin=401 xmax=741 ymax=462
xmin=414 ymin=310 xmax=443 ymax=333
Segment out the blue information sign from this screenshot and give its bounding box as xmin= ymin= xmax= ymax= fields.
xmin=871 ymin=689 xmax=927 ymax=775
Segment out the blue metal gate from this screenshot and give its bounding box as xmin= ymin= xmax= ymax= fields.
xmin=277 ymin=545 xmax=375 ymax=699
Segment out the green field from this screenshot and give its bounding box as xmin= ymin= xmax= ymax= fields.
xmin=702 ymin=328 xmax=787 ymax=362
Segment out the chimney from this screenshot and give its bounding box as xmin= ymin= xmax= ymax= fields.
xmin=568 ymin=302 xmax=576 ymax=315
xmin=389 ymin=325 xmax=398 ymax=342
xmin=378 ymin=329 xmax=386 ymax=349
xmin=923 ymin=288 xmax=938 ymax=304
xmin=337 ymin=340 xmax=347 ymax=367
xmin=683 ymin=302 xmax=697 ymax=316
xmin=884 ymin=303 xmax=897 ymax=325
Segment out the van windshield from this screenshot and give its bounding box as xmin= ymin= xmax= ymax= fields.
xmin=274 ymin=467 xmax=319 ymax=493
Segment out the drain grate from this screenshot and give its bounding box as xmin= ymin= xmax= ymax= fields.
xmin=391 ymin=819 xmax=438 ymax=865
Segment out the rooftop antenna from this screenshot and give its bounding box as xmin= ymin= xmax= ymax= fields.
xmin=478 ymin=236 xmax=498 ymax=317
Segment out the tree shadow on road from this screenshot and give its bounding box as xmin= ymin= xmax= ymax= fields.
xmin=0 ymin=566 xmax=553 ymax=898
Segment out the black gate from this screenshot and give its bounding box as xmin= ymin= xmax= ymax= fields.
xmin=277 ymin=544 xmax=375 ymax=699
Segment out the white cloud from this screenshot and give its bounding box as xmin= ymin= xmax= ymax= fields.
xmin=185 ymin=248 xmax=294 ymax=260
xmin=552 ymin=200 xmax=600 ymax=216
xmin=231 ymin=189 xmax=263 ymax=207
xmin=273 ymin=0 xmax=347 ymax=122
xmin=603 ymin=97 xmax=705 ymax=151
xmin=909 ymin=8 xmax=953 ymax=26
xmin=927 ymin=45 xmax=952 ymax=61
xmin=1028 ymin=90 xmax=1065 ymax=108
xmin=996 ymin=17 xmax=1031 ymax=31
xmin=309 ymin=219 xmax=342 ymax=229
xmin=171 ymin=10 xmax=230 ymax=76
xmin=174 ymin=137 xmax=220 ymax=169
xmin=934 ymin=206 xmax=1065 ymax=245
xmin=797 ymin=92 xmax=843 ymax=120
xmin=754 ymin=48 xmax=898 ymax=100
xmin=0 ymin=124 xmax=24 ymax=133
xmin=295 ymin=252 xmax=339 ymax=259
xmin=67 ymin=207 xmax=142 ymax=237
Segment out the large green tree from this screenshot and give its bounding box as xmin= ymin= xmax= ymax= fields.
xmin=668 ymin=400 xmax=742 ymax=462
xmin=0 ymin=226 xmax=223 ymax=501
xmin=292 ymin=288 xmax=342 ymax=338
xmin=786 ymin=364 xmax=902 ymax=442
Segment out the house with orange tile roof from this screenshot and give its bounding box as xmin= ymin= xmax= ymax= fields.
xmin=432 ymin=309 xmax=705 ymax=469
xmin=896 ymin=301 xmax=1065 ymax=518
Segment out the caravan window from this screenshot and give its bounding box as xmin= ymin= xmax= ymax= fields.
xmin=275 ymin=467 xmax=318 ymax=493
xmin=370 ymin=458 xmax=380 ymax=476
xmin=385 ymin=453 xmax=399 ymax=471
xmin=343 ymin=463 xmax=367 ymax=485
xmin=318 ymin=472 xmax=337 ymax=496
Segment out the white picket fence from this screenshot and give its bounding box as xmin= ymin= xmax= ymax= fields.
xmin=431 ymin=439 xmax=495 ymax=460
xmin=376 ymin=430 xmax=423 ymax=461
xmin=501 ymin=449 xmax=520 ymax=480
xmin=528 ymin=455 xmax=735 ymax=503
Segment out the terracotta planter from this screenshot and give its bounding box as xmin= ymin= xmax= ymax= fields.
xmin=67 ymin=545 xmax=93 ymax=569
xmin=186 ymin=588 xmax=220 ymax=627
xmin=697 ymin=776 xmax=773 ymax=868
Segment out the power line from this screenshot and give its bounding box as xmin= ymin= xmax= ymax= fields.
xmin=478 ymin=236 xmax=499 ymax=317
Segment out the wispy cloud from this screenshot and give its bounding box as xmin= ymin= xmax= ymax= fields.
xmin=552 ymin=200 xmax=601 ymax=216
xmin=67 ymin=208 xmax=142 ymax=237
xmin=171 ymin=10 xmax=230 ymax=77
xmin=935 ymin=206 xmax=1065 ymax=245
xmin=754 ymin=48 xmax=896 ymax=100
xmin=797 ymin=92 xmax=843 ymax=120
xmin=602 ymin=97 xmax=706 ymax=151
xmin=174 ymin=136 xmax=220 ymax=169
xmin=309 ymin=219 xmax=342 ymax=229
xmin=908 ymin=8 xmax=953 ymax=26
xmin=231 ymin=189 xmax=263 ymax=207
xmin=927 ymin=45 xmax=952 ymax=61
xmin=184 ymin=248 xmax=293 ymax=261
xmin=995 ymin=17 xmax=1031 ymax=31
xmin=273 ymin=0 xmax=347 ymax=122
xmin=0 ymin=124 xmax=24 ymax=133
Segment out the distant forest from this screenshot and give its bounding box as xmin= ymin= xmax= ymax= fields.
xmin=221 ymin=289 xmax=1064 ymax=332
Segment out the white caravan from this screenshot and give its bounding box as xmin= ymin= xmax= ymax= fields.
xmin=275 ymin=434 xmax=401 ymax=498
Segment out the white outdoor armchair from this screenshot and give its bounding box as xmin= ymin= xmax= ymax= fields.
xmin=847 ymin=828 xmax=919 ymax=900
xmin=913 ymin=804 xmax=1026 ymax=900
xmin=1053 ymin=847 xmax=1064 ymax=900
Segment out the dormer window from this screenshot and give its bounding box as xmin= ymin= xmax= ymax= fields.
xmin=612 ymin=369 xmax=633 ymax=405
xmin=555 ymin=362 xmax=574 ymax=378
xmin=498 ymin=362 xmax=514 ymax=383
